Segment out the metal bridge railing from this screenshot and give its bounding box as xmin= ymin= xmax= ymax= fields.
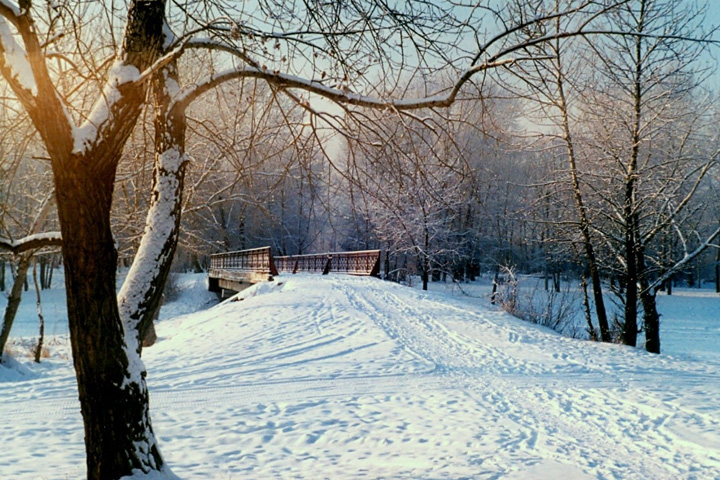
xmin=275 ymin=249 xmax=380 ymax=277
xmin=209 ymin=246 xmax=278 ymax=276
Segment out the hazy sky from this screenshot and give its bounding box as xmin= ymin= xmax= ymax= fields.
xmin=700 ymin=2 xmax=720 ymax=87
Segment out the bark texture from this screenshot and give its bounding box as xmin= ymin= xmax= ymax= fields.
xmin=48 ymin=2 xmax=166 ymax=477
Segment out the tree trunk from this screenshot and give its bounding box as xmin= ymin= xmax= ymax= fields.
xmin=621 ymin=0 xmax=647 ymax=349
xmin=384 ymin=248 xmax=390 ymax=280
xmin=49 ymin=1 xmax=167 ymax=475
xmin=641 ymin=291 xmax=660 ymax=353
xmin=421 ymin=228 xmax=430 ymax=291
xmin=32 ymin=258 xmax=45 ymax=363
xmin=623 ymin=236 xmax=639 ymax=347
xmin=0 ymin=0 xmax=167 ymax=477
xmin=0 ymin=255 xmax=32 ymax=360
xmin=491 ymin=270 xmax=499 ymax=305
xmin=54 ymin=159 xmax=165 ymax=479
xmin=552 ymin=45 xmax=611 ymax=343
xmin=580 ymin=271 xmax=597 ymax=340
xmin=622 ymin=211 xmax=639 ymax=347
xmin=47 ymin=254 xmax=55 ymax=289
xmin=637 ymin=244 xmax=660 ymax=353
xmin=421 ymin=257 xmax=429 ymax=291
xmin=40 ymin=256 xmax=47 ymax=290
xmin=118 ymin=58 xmax=187 ymax=349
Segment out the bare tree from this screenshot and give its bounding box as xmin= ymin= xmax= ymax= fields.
xmin=502 ymin=0 xmax=614 ymax=341
xmin=580 ymin=0 xmax=718 ymax=352
xmin=507 ymin=0 xmax=718 ymax=351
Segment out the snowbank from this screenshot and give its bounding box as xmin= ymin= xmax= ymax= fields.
xmin=2 ymin=273 xmax=719 ymax=479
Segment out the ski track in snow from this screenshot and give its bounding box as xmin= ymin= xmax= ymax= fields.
xmin=2 ymin=274 xmax=720 ymax=479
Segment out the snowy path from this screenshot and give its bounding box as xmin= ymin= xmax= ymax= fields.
xmin=2 ymin=274 xmax=720 ymax=479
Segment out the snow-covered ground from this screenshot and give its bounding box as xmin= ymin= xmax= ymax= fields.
xmin=1 ymin=272 xmax=720 ymax=479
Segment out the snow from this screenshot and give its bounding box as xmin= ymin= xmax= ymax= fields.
xmin=0 ymin=231 xmax=62 ymax=252
xmin=0 ymin=1 xmax=21 ymax=17
xmin=2 ymin=272 xmax=720 ymax=479
xmin=73 ymin=62 xmax=141 ymax=154
xmin=0 ymin=16 xmax=37 ymax=95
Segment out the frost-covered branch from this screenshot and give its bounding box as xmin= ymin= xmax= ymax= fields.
xmin=644 ymin=225 xmax=720 ymax=295
xmin=172 ymin=58 xmax=515 ymax=114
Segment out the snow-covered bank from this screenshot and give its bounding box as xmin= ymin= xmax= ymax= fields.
xmin=2 ymin=274 xmax=720 ymax=479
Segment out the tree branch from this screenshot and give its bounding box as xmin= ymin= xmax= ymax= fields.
xmin=0 ymin=232 xmax=62 ymax=254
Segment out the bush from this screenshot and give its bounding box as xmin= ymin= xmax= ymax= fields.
xmin=495 ymin=267 xmax=584 ymax=338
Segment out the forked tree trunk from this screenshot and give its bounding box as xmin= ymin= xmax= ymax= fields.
xmin=46 ymin=1 xmax=166 ymax=476
xmin=53 ymin=157 xmax=164 ymax=478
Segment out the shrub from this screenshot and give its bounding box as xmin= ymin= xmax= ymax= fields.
xmin=495 ymin=267 xmax=584 ymax=338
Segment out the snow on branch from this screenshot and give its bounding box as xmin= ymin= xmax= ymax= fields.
xmin=0 ymin=1 xmax=20 ymax=22
xmin=72 ymin=61 xmax=141 ymax=154
xmin=0 ymin=14 xmax=37 ymax=96
xmin=644 ymin=225 xmax=720 ymax=295
xmin=0 ymin=232 xmax=62 ymax=254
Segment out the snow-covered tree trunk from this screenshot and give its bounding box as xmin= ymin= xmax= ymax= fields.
xmin=0 ymin=1 xmax=171 ymax=477
xmin=54 ymin=150 xmax=167 ymax=477
xmin=118 ymin=57 xmax=187 ymax=349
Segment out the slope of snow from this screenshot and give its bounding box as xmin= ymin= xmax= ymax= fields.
xmin=2 ymin=273 xmax=720 ymax=479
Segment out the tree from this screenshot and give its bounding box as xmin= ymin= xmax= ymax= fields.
xmin=346 ymin=109 xmax=476 ymax=289
xmin=1 ymin=2 xmax=169 ymax=477
xmin=502 ymin=0 xmax=615 ymax=342
xmin=581 ymin=0 xmax=717 ymax=352
xmin=507 ymin=0 xmax=718 ymax=351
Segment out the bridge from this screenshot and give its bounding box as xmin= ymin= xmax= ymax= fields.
xmin=208 ymin=247 xmax=380 ymax=296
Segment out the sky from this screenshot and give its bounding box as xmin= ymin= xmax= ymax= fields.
xmin=699 ymin=1 xmax=720 ymax=87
